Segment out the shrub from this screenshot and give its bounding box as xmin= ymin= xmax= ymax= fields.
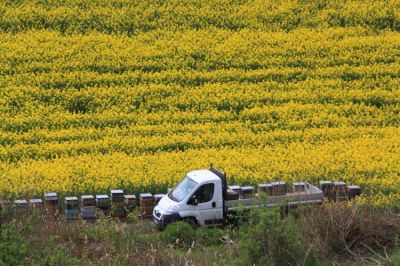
xmin=298 ymin=203 xmax=400 ymax=261
xmin=195 ymin=227 xmax=224 ymax=247
xmin=0 ymin=225 xmax=28 ymax=266
xmin=42 ymin=246 xmax=79 ymax=266
xmin=235 ymin=205 xmax=313 ymax=266
xmin=159 ymin=221 xmax=195 ymax=249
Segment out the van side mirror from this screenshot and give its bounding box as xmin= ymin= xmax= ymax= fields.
xmin=188 ymin=195 xmax=198 ymax=206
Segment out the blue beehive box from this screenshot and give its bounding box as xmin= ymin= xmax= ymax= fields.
xmin=81 ymin=195 xmax=96 ymax=220
xmin=65 ymin=196 xmax=79 ymax=220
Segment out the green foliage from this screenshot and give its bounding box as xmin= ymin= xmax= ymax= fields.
xmin=391 ymin=247 xmax=400 ymax=266
xmin=195 ymin=227 xmax=225 ymax=247
xmin=127 ymin=208 xmax=140 ymax=223
xmin=0 ymin=225 xmax=28 ymax=266
xmin=42 ymin=246 xmax=79 ymax=266
xmin=235 ymin=205 xmax=313 ymax=266
xmin=65 ymin=94 xmax=99 ymax=114
xmin=159 ymin=221 xmax=196 ymax=249
xmin=0 ymin=205 xmax=399 ymax=265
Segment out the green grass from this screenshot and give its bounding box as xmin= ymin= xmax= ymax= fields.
xmin=1 ymin=203 xmax=399 ymax=265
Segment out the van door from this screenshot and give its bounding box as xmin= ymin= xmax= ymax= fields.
xmin=188 ymin=182 xmax=223 ymax=226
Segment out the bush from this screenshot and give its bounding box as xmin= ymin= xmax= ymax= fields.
xmin=0 ymin=225 xmax=28 ymax=266
xmin=299 ymin=203 xmax=400 ymax=255
xmin=235 ymin=205 xmax=313 ymax=266
xmin=159 ymin=221 xmax=195 ymax=249
xmin=42 ymin=246 xmax=79 ymax=266
xmin=232 ymin=202 xmax=400 ymax=265
xmin=195 ymin=227 xmax=224 ymax=247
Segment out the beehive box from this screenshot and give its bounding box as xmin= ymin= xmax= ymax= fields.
xmin=110 ymin=190 xmax=126 ymax=217
xmin=140 ymin=193 xmax=154 ymax=217
xmin=111 ymin=189 xmax=125 ymax=207
xmin=29 ymin=199 xmax=44 ymax=213
xmin=15 ymin=200 xmax=29 ymax=215
xmin=228 ymin=185 xmax=241 ymax=194
xmin=226 ymin=189 xmax=239 ymax=200
xmin=258 ymin=183 xmax=273 ymax=195
xmin=64 ymin=196 xmax=79 ymax=220
xmin=293 ymin=182 xmax=306 ymax=193
xmin=319 ymin=181 xmax=334 ymax=193
xmin=81 ymin=195 xmax=96 ymax=207
xmin=347 ymin=185 xmax=362 ymax=200
xmin=319 ymin=181 xmax=335 ymax=200
xmin=44 ymin=192 xmax=58 ymax=213
xmin=96 ymin=195 xmax=110 ymax=212
xmin=154 ymin=194 xmax=165 ymax=205
xmin=319 ymin=180 xmax=335 ymax=200
xmin=124 ymin=195 xmax=137 ymax=210
xmin=112 ymin=206 xmax=126 ymax=218
xmin=334 ymin=181 xmax=348 ymax=202
xmin=81 ymin=195 xmax=96 ymax=219
xmin=65 ymin=196 xmax=79 ymax=208
xmin=271 ymin=181 xmax=286 ymax=196
xmin=81 ymin=206 xmax=96 ymax=220
xmin=334 ymin=181 xmax=347 ymax=192
xmin=239 ymin=186 xmax=255 ymax=199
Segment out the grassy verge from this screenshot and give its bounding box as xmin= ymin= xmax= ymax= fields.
xmin=1 ymin=203 xmax=399 ymax=265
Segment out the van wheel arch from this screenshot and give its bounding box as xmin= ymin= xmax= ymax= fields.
xmin=182 ymin=217 xmax=199 ymax=228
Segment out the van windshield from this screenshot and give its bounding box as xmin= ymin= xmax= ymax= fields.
xmin=168 ymin=176 xmax=198 ymax=202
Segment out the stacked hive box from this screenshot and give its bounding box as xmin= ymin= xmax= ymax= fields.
xmin=65 ymin=197 xmax=79 ymax=220
xmin=15 ymin=200 xmax=29 ymax=215
xmin=96 ymin=195 xmax=111 ymax=214
xmin=111 ymin=190 xmax=126 ymax=218
xmin=124 ymin=195 xmax=137 ymax=211
xmin=239 ymin=186 xmax=255 ymax=199
xmin=44 ymin=192 xmax=58 ymax=214
xmin=228 ymin=185 xmax=241 ymax=194
xmin=81 ymin=195 xmax=96 ymax=220
xmin=258 ymin=183 xmax=273 ymax=196
xmin=334 ymin=181 xmax=348 ymax=202
xmin=293 ymin=182 xmax=306 ymax=193
xmin=226 ymin=188 xmax=239 ymax=200
xmin=154 ymin=194 xmax=165 ymax=205
xmin=347 ymin=185 xmax=362 ymax=200
xmin=271 ymin=181 xmax=286 ymax=196
xmin=228 ymin=186 xmax=241 ymax=200
xmin=29 ymin=199 xmax=44 ymax=214
xmin=319 ymin=181 xmax=335 ymax=200
xmin=140 ymin=193 xmax=154 ymax=217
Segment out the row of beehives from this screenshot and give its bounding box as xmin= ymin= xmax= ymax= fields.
xmin=0 ymin=190 xmax=165 ymax=220
xmin=318 ymin=181 xmax=362 ymax=201
xmin=226 ymin=181 xmax=295 ymax=200
xmin=226 ymin=181 xmax=361 ymax=201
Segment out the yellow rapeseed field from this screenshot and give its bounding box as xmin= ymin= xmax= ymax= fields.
xmin=0 ymin=0 xmax=399 ymax=206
